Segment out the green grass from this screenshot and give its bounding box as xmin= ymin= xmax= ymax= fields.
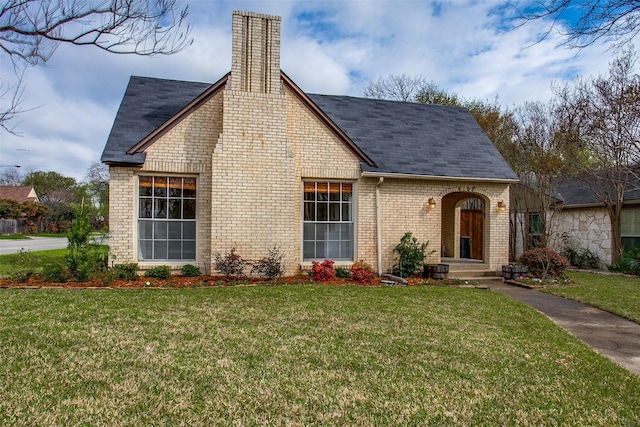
xmin=1 ymin=286 xmax=638 ymax=426
xmin=0 ymin=234 xmax=31 ymax=240
xmin=0 ymin=249 xmax=68 ymax=276
xmin=544 ymin=271 xmax=640 ymax=323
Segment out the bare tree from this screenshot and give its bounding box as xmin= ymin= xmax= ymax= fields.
xmin=555 ymin=48 xmax=640 ymax=263
xmin=0 ymin=0 xmax=192 ymax=132
xmin=0 ymin=166 xmax=22 ymax=185
xmin=363 ymin=74 xmax=429 ymax=102
xmin=512 ymin=101 xmax=573 ymax=250
xmin=516 ymin=0 xmax=640 ymax=49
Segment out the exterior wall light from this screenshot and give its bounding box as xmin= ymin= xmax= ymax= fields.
xmin=497 ymin=200 xmax=506 ymax=212
xmin=428 ymin=197 xmax=436 ymax=210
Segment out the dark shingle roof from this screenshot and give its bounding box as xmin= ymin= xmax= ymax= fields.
xmin=308 ymin=94 xmax=517 ymax=180
xmin=101 ymin=76 xmax=212 ymax=164
xmin=556 ymin=176 xmax=640 ymax=206
xmin=101 ymin=76 xmax=518 ymax=181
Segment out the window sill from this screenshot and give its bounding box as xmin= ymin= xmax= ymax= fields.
xmin=299 ymin=261 xmax=354 ymax=272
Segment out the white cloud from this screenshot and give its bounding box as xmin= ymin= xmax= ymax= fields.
xmin=0 ymin=0 xmax=625 ymax=181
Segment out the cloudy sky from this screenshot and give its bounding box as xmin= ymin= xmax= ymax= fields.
xmin=0 ymin=0 xmax=619 ymax=181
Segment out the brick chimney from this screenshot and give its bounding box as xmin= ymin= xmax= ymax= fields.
xmin=230 ymin=11 xmax=281 ymax=93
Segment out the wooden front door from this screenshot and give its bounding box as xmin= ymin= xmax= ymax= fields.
xmin=460 ymin=210 xmax=483 ymax=260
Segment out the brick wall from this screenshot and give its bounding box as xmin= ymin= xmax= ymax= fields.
xmin=107 ymin=10 xmax=512 ymax=276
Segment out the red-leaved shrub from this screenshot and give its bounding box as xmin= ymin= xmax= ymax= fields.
xmin=350 ymin=261 xmax=375 ymax=284
xmin=519 ymin=248 xmax=570 ymax=278
xmin=311 ymin=260 xmax=335 ymax=282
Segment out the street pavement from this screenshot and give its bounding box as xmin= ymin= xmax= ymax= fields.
xmin=0 ymin=236 xmax=69 ymax=255
xmin=491 ymin=279 xmax=640 ymax=377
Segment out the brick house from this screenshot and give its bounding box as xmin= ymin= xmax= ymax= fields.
xmin=101 ymin=11 xmax=517 ymax=276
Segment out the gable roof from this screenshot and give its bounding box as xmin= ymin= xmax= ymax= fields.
xmin=308 ymin=94 xmax=517 ymax=181
xmin=101 ymin=75 xmax=518 ymax=182
xmin=101 ymin=76 xmax=213 ymax=165
xmin=0 ymin=186 xmax=39 ymax=203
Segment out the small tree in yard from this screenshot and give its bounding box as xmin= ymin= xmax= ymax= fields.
xmin=393 ymin=232 xmax=434 ymax=277
xmin=66 ymin=205 xmax=108 ymax=281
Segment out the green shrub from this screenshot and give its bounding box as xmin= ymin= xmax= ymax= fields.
xmin=350 ymin=261 xmax=375 ymax=284
xmin=181 ymin=264 xmax=201 ymax=277
xmin=8 ymin=249 xmax=37 ymax=283
xmin=214 ymin=247 xmax=246 ymax=277
xmin=112 ymin=263 xmax=139 ymax=281
xmin=65 ymin=206 xmax=108 ymax=282
xmin=393 ymin=232 xmax=434 ymax=277
xmin=144 ymin=265 xmax=172 ymax=280
xmin=41 ymin=261 xmax=70 ymax=283
xmin=609 ymin=247 xmax=640 ymax=275
xmin=519 ymin=248 xmax=570 ymax=278
xmin=335 ymin=266 xmax=351 ymax=279
xmin=561 ymin=247 xmax=601 ymax=269
xmin=311 ymin=260 xmax=335 ymax=282
xmin=250 ymin=246 xmax=285 ymax=279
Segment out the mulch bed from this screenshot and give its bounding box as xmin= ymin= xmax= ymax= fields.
xmin=0 ymin=275 xmax=437 ymax=289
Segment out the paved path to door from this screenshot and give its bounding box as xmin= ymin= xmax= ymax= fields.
xmin=490 ymin=280 xmax=640 ymax=377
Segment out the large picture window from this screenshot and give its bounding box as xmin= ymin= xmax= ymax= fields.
xmin=138 ymin=176 xmax=196 ymax=261
xmin=303 ymin=182 xmax=354 ymax=261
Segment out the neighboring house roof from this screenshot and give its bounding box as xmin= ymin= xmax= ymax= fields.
xmin=556 ymin=176 xmax=640 ymax=208
xmin=0 ymin=186 xmax=39 ymax=203
xmin=101 ymin=75 xmax=518 ymax=182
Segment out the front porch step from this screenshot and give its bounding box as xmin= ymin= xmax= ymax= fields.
xmin=442 ymin=259 xmax=500 ymax=282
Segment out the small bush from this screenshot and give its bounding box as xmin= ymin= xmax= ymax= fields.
xmin=112 ymin=263 xmax=139 ymax=281
xmin=65 ymin=205 xmax=109 ymax=282
xmin=251 ymin=246 xmax=285 ymax=279
xmin=9 ymin=249 xmax=37 ymax=283
xmin=41 ymin=262 xmax=70 ymax=283
xmin=181 ymin=264 xmax=201 ymax=277
xmin=519 ymin=248 xmax=570 ymax=278
xmin=393 ymin=232 xmax=434 ymax=277
xmin=350 ymin=261 xmax=375 ymax=284
xmin=335 ymin=266 xmax=351 ymax=279
xmin=214 ymin=247 xmax=246 ymax=277
xmin=562 ymin=247 xmax=601 ymax=269
xmin=609 ymin=247 xmax=640 ymax=275
xmin=144 ymin=265 xmax=172 ymax=280
xmin=311 ymin=260 xmax=335 ymax=282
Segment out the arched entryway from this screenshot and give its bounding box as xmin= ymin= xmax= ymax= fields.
xmin=441 ymin=192 xmax=487 ymax=261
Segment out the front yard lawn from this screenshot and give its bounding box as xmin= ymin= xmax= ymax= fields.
xmin=545 ymin=271 xmax=640 ymax=323
xmin=1 ymin=286 xmax=638 ymax=425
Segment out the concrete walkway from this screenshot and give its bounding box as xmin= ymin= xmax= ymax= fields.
xmin=490 ymin=279 xmax=640 ymax=377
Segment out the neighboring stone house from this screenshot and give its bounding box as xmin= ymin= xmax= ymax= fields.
xmin=510 ymin=176 xmax=640 ymax=266
xmin=0 ymin=186 xmax=39 ymax=204
xmin=101 ymin=11 xmax=517 ymax=276
xmin=552 ymin=179 xmax=640 ymax=266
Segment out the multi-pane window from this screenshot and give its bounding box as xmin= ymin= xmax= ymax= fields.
xmin=138 ymin=176 xmax=196 ymax=261
xmin=621 ymin=208 xmax=640 ymax=251
xmin=528 ymin=212 xmax=542 ymax=249
xmin=303 ymin=182 xmax=354 ymax=261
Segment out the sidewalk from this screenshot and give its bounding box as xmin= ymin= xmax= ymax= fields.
xmin=490 ymin=279 xmax=640 ymax=376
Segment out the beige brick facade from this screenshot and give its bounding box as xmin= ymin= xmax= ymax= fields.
xmin=107 ymin=11 xmax=512 ymax=276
